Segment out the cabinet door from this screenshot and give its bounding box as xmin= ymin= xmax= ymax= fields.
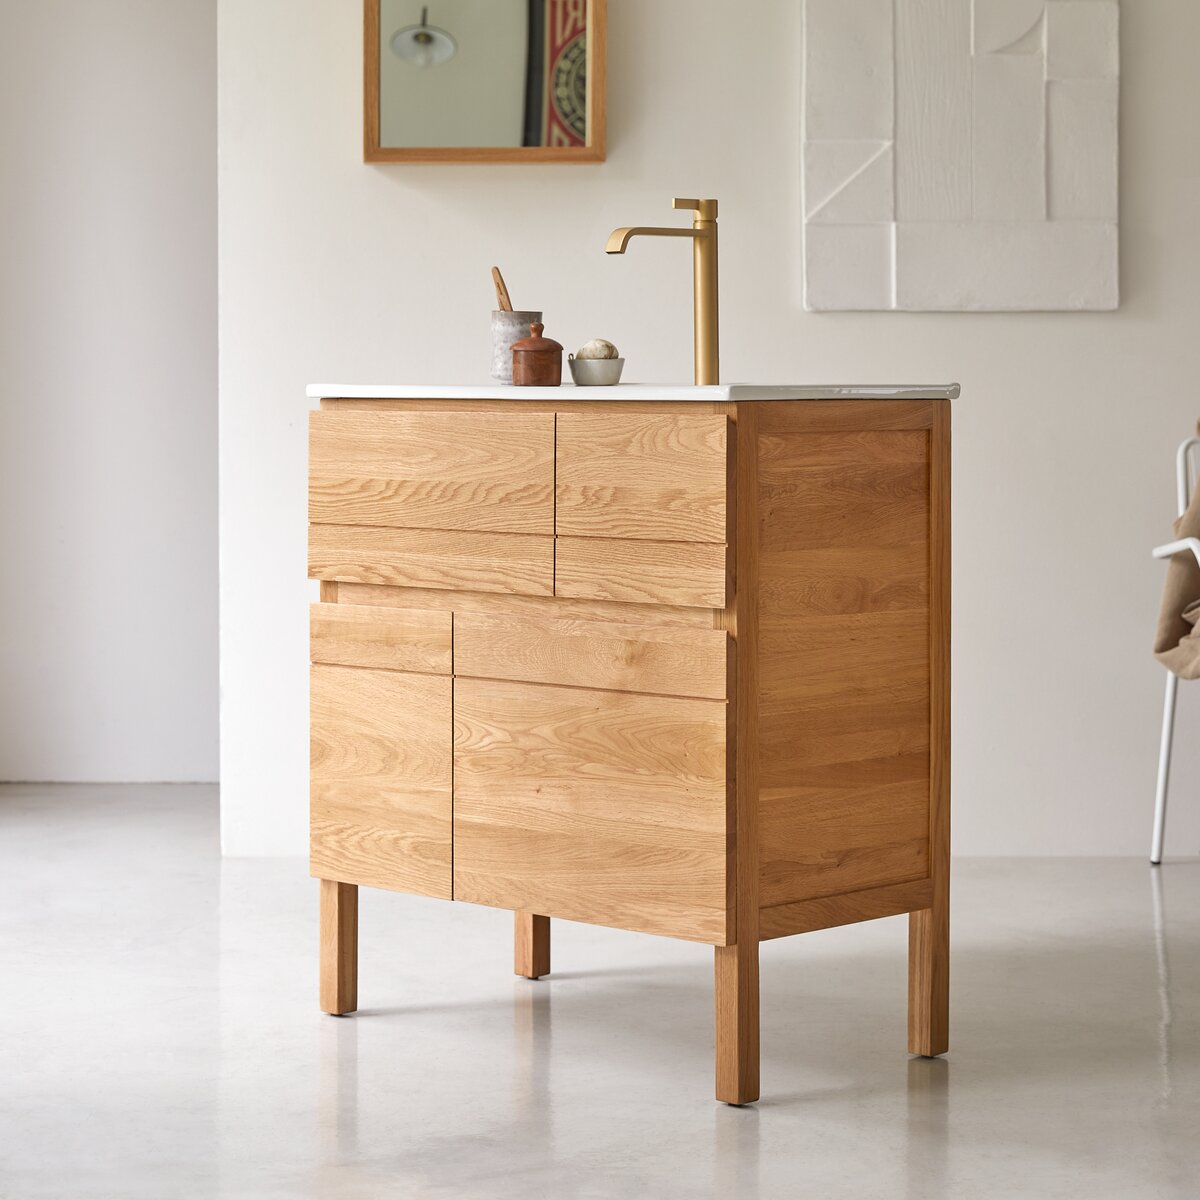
xmin=453 ymin=679 xmax=730 ymax=943
xmin=311 ymin=664 xmax=452 ymax=898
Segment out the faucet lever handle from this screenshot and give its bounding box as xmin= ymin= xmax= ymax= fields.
xmin=672 ymin=197 xmax=718 ymax=220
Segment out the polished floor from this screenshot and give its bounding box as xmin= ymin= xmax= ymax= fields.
xmin=0 ymin=784 xmax=1196 ymax=1199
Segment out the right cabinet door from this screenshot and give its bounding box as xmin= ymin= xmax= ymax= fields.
xmin=452 ymin=677 xmax=730 ymax=944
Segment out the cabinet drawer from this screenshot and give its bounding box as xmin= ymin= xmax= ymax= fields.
xmin=309 ymin=524 xmax=554 ymax=597
xmin=311 ymin=665 xmax=452 ymax=898
xmin=455 ymin=613 xmax=729 ymax=699
xmin=555 ymin=412 xmax=728 ymax=542
xmin=309 ymin=410 xmax=554 ymax=534
xmin=310 ymin=603 xmax=452 ymax=674
xmin=453 ymin=679 xmax=730 ymax=943
xmin=555 ymin=537 xmax=728 ymax=609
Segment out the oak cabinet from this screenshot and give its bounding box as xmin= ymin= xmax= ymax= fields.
xmin=308 ymin=394 xmax=951 ymax=1104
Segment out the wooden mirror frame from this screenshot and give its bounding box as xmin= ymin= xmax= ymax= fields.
xmin=364 ymin=0 xmax=607 ymax=163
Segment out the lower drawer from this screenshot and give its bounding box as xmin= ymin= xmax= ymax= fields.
xmin=310 ymin=664 xmax=452 ymax=898
xmin=452 ymin=678 xmax=730 ymax=943
xmin=309 ymin=524 xmax=554 ymax=597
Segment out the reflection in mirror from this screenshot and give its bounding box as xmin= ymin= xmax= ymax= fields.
xmin=366 ymin=0 xmax=605 ymax=162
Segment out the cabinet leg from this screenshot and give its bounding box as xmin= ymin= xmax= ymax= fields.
xmin=320 ymin=879 xmax=358 ymax=1015
xmin=514 ymin=912 xmax=550 ymax=979
xmin=714 ymin=941 xmax=759 ymax=1105
xmin=908 ymin=904 xmax=949 ymax=1056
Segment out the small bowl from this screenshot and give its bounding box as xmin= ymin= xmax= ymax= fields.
xmin=568 ymin=356 xmax=625 ymax=386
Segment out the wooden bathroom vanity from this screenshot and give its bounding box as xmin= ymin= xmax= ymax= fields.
xmin=307 ymin=382 xmax=956 ymax=1104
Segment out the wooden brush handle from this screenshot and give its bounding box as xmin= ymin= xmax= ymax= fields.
xmin=491 ymin=266 xmax=513 ymax=312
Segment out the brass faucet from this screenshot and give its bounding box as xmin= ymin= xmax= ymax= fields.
xmin=606 ymin=197 xmax=719 ymax=385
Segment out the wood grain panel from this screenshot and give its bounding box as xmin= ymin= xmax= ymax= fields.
xmin=759 ymin=461 xmax=930 ymax=553
xmin=555 ymin=536 xmax=727 ymax=609
xmin=757 ymin=400 xmax=935 ymax=433
xmin=309 ymin=524 xmax=554 ymax=596
xmin=309 ymin=409 xmax=553 ymax=533
xmin=310 ymin=602 xmax=451 ymax=674
xmin=755 ymin=414 xmax=933 ymax=909
xmin=715 ymin=401 xmax=761 ymax=1105
xmin=335 ymin=582 xmax=719 ymax=628
xmin=556 ymin=412 xmax=728 ymax=542
xmin=759 ymin=879 xmax=934 ymax=940
xmin=310 ymin=664 xmax=452 ymax=898
xmin=455 ymin=613 xmax=729 ymax=699
xmin=453 ymin=679 xmax=729 ymax=943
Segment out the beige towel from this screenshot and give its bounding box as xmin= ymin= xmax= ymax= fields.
xmin=1155 ymin=479 xmax=1200 ymax=678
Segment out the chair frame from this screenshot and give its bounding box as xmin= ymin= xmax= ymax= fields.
xmin=1150 ymin=435 xmax=1200 ymax=863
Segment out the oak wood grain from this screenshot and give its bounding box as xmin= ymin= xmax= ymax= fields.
xmin=311 ymin=665 xmax=452 ymax=898
xmin=555 ymin=536 xmax=727 ymax=609
xmin=309 ymin=524 xmax=554 ymax=597
xmin=310 ymin=602 xmax=452 ymax=675
xmin=755 ymin=409 xmax=933 ymax=911
xmin=455 ymin=612 xmax=730 ymax=699
xmin=309 ymin=409 xmax=553 ymax=533
xmin=453 ymin=678 xmax=729 ymax=943
xmin=556 ymin=412 xmax=728 ymax=542
xmin=910 ymin=400 xmax=951 ymax=1057
xmin=514 ymin=913 xmax=551 ymax=980
xmin=335 ymin=581 xmax=720 ymax=628
xmin=320 ymin=879 xmax=358 ymax=1015
xmin=759 ymin=878 xmax=934 ymax=940
xmin=757 ymin=400 xmax=935 ymax=433
xmin=715 ymin=402 xmax=761 ymax=1105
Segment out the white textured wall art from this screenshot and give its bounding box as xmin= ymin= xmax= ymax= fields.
xmin=802 ymin=0 xmax=1119 ymax=311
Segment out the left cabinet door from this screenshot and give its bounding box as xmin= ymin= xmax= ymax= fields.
xmin=310 ymin=605 xmax=453 ymax=898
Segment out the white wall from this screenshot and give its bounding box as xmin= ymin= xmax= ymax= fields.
xmin=219 ymin=0 xmax=1200 ymax=856
xmin=0 ymin=1 xmax=218 ymax=782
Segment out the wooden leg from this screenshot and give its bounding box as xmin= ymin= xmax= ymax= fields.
xmin=514 ymin=912 xmax=551 ymax=979
xmin=714 ymin=941 xmax=759 ymax=1105
xmin=908 ymin=904 xmax=948 ymax=1056
xmin=320 ymin=879 xmax=358 ymax=1015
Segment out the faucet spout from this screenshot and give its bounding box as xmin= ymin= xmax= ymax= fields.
xmin=603 ymin=198 xmax=719 ymax=385
xmin=605 ymin=226 xmax=700 ymax=255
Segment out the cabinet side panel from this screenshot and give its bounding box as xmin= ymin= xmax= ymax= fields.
xmin=756 ymin=404 xmax=933 ymax=910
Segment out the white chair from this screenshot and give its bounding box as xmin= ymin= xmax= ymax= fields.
xmin=1150 ymin=435 xmax=1200 ymax=864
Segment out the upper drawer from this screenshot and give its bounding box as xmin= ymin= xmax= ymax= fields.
xmin=555 ymin=413 xmax=729 ymax=542
xmin=310 ymin=602 xmax=452 ymax=674
xmin=309 ymin=410 xmax=555 ymax=534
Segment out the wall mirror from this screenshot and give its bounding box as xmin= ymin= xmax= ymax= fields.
xmin=364 ymin=0 xmax=606 ymax=163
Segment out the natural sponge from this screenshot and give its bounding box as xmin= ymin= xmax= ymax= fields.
xmin=575 ymin=338 xmax=619 ymax=360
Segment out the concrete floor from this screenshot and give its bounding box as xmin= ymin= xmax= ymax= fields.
xmin=0 ymin=785 xmax=1197 ymax=1199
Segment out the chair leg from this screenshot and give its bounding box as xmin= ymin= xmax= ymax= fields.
xmin=1152 ymin=672 xmax=1179 ymax=865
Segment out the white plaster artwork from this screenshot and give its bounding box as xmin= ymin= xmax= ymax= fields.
xmin=802 ymin=0 xmax=1119 ymax=311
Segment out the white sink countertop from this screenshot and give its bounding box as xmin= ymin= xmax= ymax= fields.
xmin=307 ymin=383 xmax=961 ymax=402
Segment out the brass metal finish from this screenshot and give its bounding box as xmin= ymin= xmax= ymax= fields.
xmin=606 ymin=197 xmax=720 ymax=385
